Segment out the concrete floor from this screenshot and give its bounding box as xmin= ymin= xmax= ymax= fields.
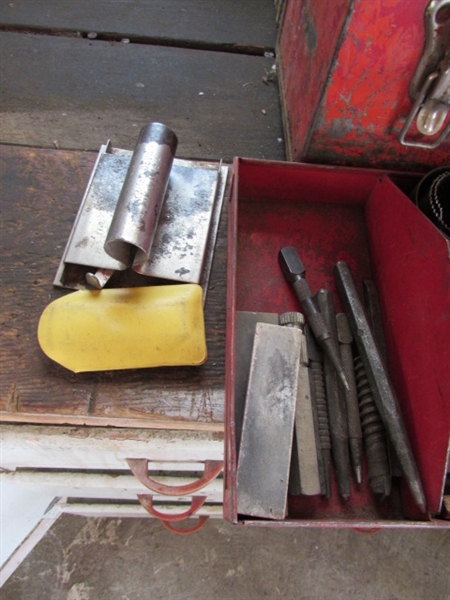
xmin=2 ymin=516 xmax=450 ymax=599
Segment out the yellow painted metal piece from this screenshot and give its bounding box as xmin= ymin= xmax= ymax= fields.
xmin=38 ymin=285 xmax=207 ymax=372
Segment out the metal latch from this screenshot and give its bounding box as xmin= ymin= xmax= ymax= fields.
xmin=400 ymin=0 xmax=450 ymax=148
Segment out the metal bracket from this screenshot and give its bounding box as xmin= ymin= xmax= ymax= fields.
xmin=400 ymin=0 xmax=450 ymax=148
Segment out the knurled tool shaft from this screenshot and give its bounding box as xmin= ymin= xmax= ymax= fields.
xmin=334 ymin=261 xmax=426 ymax=512
xmin=305 ymin=324 xmax=332 ymax=498
xmin=336 ymin=312 xmax=364 ymax=484
xmin=354 ymin=356 xmax=391 ymax=498
xmin=316 ymin=289 xmax=352 ymax=500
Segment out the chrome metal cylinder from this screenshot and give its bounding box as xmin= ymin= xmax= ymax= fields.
xmin=104 ymin=122 xmax=178 ymax=267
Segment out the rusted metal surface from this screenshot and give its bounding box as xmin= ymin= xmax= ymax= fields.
xmin=54 ymin=138 xmax=227 ymax=292
xmin=105 ymin=123 xmax=177 ymax=267
xmin=137 ymin=495 xmax=206 ymax=521
xmin=278 ymin=0 xmax=450 ymax=170
xmin=276 ymin=0 xmax=351 ymax=160
xmin=127 ymin=459 xmax=223 ymax=495
xmin=159 ymin=516 xmax=209 ymax=535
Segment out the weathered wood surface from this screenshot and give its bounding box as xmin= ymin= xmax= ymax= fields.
xmin=0 ymin=0 xmax=276 ymax=49
xmin=0 ymin=145 xmax=227 ymax=429
xmin=1 ymin=424 xmax=223 ymax=469
xmin=2 ymin=471 xmax=223 ymax=502
xmin=0 ymin=32 xmax=283 ymax=159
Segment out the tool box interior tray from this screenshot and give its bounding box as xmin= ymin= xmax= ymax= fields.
xmin=224 ymin=158 xmax=449 ymax=529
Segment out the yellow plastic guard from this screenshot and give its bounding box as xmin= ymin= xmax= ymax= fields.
xmin=37 ymin=285 xmax=207 ymax=372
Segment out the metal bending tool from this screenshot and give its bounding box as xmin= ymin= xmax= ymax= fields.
xmin=334 ymin=261 xmax=426 ymax=512
xmin=278 ymin=247 xmax=350 ymax=392
xmin=105 ymin=122 xmax=178 ymax=266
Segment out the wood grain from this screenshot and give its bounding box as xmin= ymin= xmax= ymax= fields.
xmin=0 ymin=424 xmax=224 ymax=469
xmin=0 ymin=0 xmax=276 ymax=48
xmin=0 ymin=32 xmax=284 ymax=160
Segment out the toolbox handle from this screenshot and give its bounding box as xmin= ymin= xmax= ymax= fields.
xmin=159 ymin=516 xmax=209 ymax=535
xmin=137 ymin=494 xmax=206 ymax=521
xmin=127 ymin=459 xmax=223 ymax=495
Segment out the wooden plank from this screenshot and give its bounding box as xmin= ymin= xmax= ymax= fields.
xmin=0 ymin=145 xmax=228 ymax=428
xmin=0 ymin=424 xmax=224 ymax=470
xmin=57 ymin=501 xmax=223 ymax=519
xmin=0 ymin=32 xmax=284 ymax=160
xmin=0 ymin=0 xmax=276 ymax=49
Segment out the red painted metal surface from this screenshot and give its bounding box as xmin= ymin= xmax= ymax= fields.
xmin=277 ymin=0 xmax=351 ymax=160
xmin=224 ymin=158 xmax=449 ymax=528
xmin=127 ymin=459 xmax=223 ymax=495
xmin=278 ymin=0 xmax=450 ymax=171
xmin=366 ymin=177 xmax=450 ymax=515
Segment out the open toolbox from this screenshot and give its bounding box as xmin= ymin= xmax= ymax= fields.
xmin=224 ymin=158 xmax=449 ymax=529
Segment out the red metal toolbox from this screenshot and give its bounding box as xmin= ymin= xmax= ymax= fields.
xmin=277 ymin=0 xmax=450 ymax=171
xmin=224 ymin=158 xmax=449 ymax=529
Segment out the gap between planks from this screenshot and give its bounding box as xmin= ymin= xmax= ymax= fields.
xmin=0 ymin=24 xmax=275 ymax=56
xmin=0 ymin=412 xmax=225 ymax=432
